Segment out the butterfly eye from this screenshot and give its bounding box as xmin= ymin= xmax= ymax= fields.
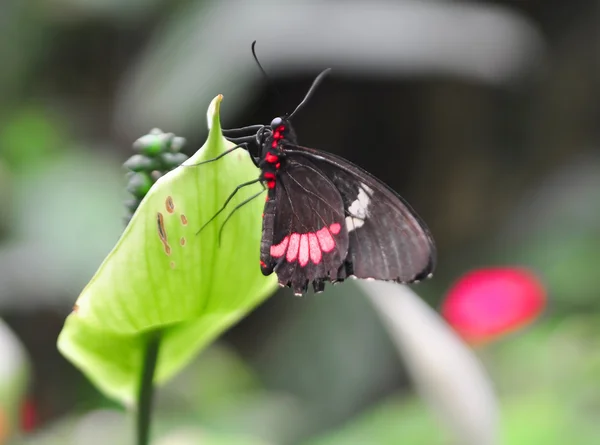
xmin=270 ymin=117 xmax=283 ymax=129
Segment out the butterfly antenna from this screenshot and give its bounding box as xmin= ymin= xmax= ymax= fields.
xmin=252 ymin=41 xmax=281 ymax=98
xmin=287 ymin=68 xmax=332 ymax=120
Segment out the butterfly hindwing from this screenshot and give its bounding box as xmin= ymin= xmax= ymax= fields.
xmin=260 ymin=156 xmax=350 ymax=294
xmin=283 ymin=147 xmax=436 ymax=283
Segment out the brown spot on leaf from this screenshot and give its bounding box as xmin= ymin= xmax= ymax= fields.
xmin=157 ymin=212 xmax=171 ymax=255
xmin=180 ymin=237 xmax=186 ymax=246
xmin=166 ymin=196 xmax=175 ymax=213
xmin=72 ymin=304 xmax=79 ymax=313
xmin=181 ymin=214 xmax=188 ymax=225
xmin=157 ymin=213 xmax=166 ymax=238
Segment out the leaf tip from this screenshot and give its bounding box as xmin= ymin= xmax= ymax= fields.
xmin=206 ymin=94 xmax=224 ymax=131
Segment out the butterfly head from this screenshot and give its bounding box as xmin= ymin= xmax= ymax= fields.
xmin=270 ymin=117 xmax=284 ymax=130
xmin=267 ymin=116 xmax=296 ymax=145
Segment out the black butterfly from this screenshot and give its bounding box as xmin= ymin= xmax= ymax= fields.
xmin=198 ymin=50 xmax=436 ymax=296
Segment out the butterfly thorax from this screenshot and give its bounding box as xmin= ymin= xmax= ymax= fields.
xmin=259 ymin=118 xmax=297 ymax=189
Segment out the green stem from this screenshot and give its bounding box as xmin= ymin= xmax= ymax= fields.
xmin=137 ymin=331 xmax=161 ymax=445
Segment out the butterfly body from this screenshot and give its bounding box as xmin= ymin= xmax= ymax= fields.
xmin=211 ymin=60 xmax=435 ymax=296
xmin=248 ymin=116 xmax=436 ymax=295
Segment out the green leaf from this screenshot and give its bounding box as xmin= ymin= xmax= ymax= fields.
xmin=57 ymin=95 xmax=277 ymax=405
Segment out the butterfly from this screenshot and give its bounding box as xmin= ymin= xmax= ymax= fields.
xmin=198 ymin=46 xmax=436 ymax=296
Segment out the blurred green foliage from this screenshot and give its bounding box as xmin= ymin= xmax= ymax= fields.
xmin=0 ymin=107 xmax=66 ymax=174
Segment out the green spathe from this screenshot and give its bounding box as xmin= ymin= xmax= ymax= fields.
xmin=58 ymin=95 xmax=277 ymax=405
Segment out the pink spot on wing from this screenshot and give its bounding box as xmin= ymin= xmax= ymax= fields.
xmin=329 ymin=223 xmax=341 ymax=234
xmin=299 ymin=234 xmax=309 ymax=266
xmin=308 ymin=233 xmax=321 ymax=264
xmin=287 ymin=234 xmax=300 ymax=262
xmin=316 ymin=227 xmax=335 ymax=252
xmin=270 ymin=236 xmax=289 ymax=258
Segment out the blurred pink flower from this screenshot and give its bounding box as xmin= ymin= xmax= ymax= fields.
xmin=20 ymin=398 xmax=37 ymax=433
xmin=441 ymin=267 xmax=546 ymax=344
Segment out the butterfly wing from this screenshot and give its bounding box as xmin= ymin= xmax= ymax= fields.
xmin=260 ymin=156 xmax=350 ymax=295
xmin=283 ymin=146 xmax=436 ymax=283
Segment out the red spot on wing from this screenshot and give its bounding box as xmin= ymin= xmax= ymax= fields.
xmin=299 ymin=234 xmax=310 ymax=266
xmin=260 ymin=260 xmax=267 ymax=268
xmin=316 ymin=227 xmax=335 ymax=252
xmin=308 ymin=233 xmax=322 ymax=264
xmin=264 ymin=172 xmax=275 ymax=180
xmin=267 ymin=181 xmax=276 ymax=189
xmin=277 ymin=126 xmax=285 ymax=132
xmin=273 ymin=131 xmax=280 ymax=139
xmin=272 ymin=141 xmax=277 ymax=148
xmin=286 ymin=234 xmax=300 ymax=262
xmin=270 ymin=236 xmax=289 ymax=258
xmin=329 ymin=223 xmax=341 ymax=234
xmin=275 ymin=162 xmax=281 ymax=169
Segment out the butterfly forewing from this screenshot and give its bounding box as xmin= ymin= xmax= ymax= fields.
xmin=283 ymin=147 xmax=436 ymax=283
xmin=260 ymin=156 xmax=349 ymax=294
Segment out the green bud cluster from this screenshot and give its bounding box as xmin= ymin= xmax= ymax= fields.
xmin=123 ymin=128 xmax=188 ymax=223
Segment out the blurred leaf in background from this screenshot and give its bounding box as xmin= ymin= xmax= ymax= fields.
xmin=0 ymin=319 xmax=29 ymax=443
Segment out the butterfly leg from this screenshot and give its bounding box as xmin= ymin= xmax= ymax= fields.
xmin=224 ymin=135 xmax=266 ymax=168
xmin=217 ymin=183 xmax=267 ymax=245
xmin=196 ymin=178 xmax=262 ymax=235
xmin=251 ymin=156 xmax=261 ymax=168
xmin=225 ymin=136 xmax=258 ymax=144
xmin=222 ymin=124 xmax=265 ymax=136
xmin=185 ymin=143 xmax=249 ymax=167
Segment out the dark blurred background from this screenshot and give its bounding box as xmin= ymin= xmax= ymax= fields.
xmin=1 ymin=0 xmax=600 ymax=444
